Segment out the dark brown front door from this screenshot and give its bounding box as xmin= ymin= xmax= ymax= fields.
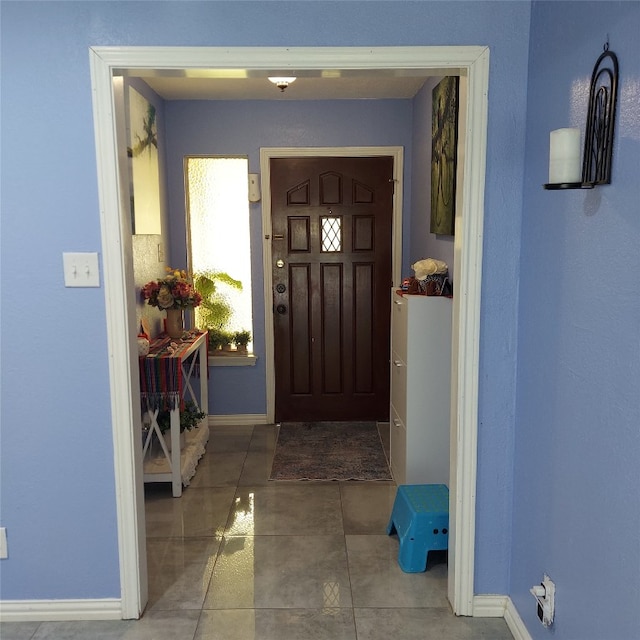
xmin=271 ymin=156 xmax=394 ymax=422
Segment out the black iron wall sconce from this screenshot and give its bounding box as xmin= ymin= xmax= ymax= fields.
xmin=544 ymin=43 xmax=619 ymax=190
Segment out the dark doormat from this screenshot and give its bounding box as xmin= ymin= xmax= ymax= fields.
xmin=269 ymin=421 xmax=393 ymax=481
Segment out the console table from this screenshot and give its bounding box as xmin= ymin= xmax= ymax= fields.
xmin=139 ymin=331 xmax=209 ymax=497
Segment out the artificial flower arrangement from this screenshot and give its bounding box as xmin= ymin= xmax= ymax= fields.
xmin=141 ymin=267 xmax=202 ymax=310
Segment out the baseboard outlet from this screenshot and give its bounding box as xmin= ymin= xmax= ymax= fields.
xmin=0 ymin=598 xmax=122 ymax=622
xmin=208 ymin=414 xmax=268 ymax=427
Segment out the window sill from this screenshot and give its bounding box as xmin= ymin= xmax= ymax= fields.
xmin=209 ymin=353 xmax=257 ymax=367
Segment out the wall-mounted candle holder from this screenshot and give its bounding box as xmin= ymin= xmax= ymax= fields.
xmin=544 ymin=43 xmax=619 ymax=190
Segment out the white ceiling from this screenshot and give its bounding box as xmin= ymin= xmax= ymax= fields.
xmin=136 ymin=68 xmax=448 ymax=101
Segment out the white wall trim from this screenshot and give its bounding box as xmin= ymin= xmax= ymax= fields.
xmin=473 ymin=595 xmax=532 ymax=640
xmin=504 ymin=597 xmax=534 ymax=640
xmin=208 ymin=414 xmax=268 ymax=427
xmin=209 ymin=354 xmax=258 ymax=367
xmin=0 ymin=599 xmax=122 ymax=622
xmin=89 ymin=50 xmax=147 ymax=620
xmin=260 ymin=145 xmax=404 ymax=424
xmin=447 ymin=46 xmax=490 ymax=615
xmin=89 ymin=45 xmax=488 ymax=72
xmin=89 ymin=45 xmax=489 ymax=620
xmin=473 ymin=594 xmax=508 ymax=617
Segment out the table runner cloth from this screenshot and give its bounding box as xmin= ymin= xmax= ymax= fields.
xmin=139 ymin=331 xmax=206 ymax=411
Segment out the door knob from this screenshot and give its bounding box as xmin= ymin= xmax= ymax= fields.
xmin=276 ymin=304 xmax=287 ymax=314
xmin=276 ymin=259 xmax=285 ymax=268
xmin=276 ymin=283 xmax=286 ymax=294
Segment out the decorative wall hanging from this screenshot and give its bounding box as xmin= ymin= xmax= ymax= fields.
xmin=128 ymin=86 xmax=162 ymax=233
xmin=431 ymin=76 xmax=460 ymax=236
xmin=545 ymin=43 xmax=619 ymax=190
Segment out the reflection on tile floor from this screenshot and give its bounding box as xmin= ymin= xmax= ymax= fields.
xmin=0 ymin=424 xmax=513 ymax=640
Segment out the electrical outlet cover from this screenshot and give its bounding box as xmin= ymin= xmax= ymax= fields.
xmin=0 ymin=527 xmax=8 ymax=559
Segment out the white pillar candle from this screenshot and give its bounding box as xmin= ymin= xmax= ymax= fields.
xmin=549 ymin=128 xmax=582 ymax=183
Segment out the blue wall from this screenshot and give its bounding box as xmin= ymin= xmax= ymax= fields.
xmin=512 ymin=2 xmax=640 ymax=638
xmin=164 ymin=99 xmax=413 ymax=415
xmin=1 ymin=0 xmax=531 ymax=607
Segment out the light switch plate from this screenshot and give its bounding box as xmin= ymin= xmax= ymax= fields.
xmin=63 ymin=252 xmax=100 ymax=287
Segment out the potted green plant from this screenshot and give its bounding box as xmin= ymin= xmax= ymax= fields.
xmin=208 ymin=328 xmax=227 ymax=351
xmin=193 ymin=271 xmax=244 ymax=355
xmin=156 ymin=400 xmax=206 ymax=450
xmin=193 ymin=270 xmax=242 ymax=332
xmin=220 ymin=330 xmax=234 ymax=352
xmin=208 ymin=328 xmax=235 ymax=353
xmin=157 ymin=400 xmax=206 ymax=433
xmin=232 ymin=329 xmax=252 ymax=354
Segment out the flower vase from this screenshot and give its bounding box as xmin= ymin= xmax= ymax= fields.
xmin=165 ymin=308 xmax=184 ymax=339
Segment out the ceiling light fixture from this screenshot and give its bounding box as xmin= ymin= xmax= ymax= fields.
xmin=268 ymin=76 xmax=297 ymax=92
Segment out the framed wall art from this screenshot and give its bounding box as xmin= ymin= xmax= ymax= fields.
xmin=128 ymin=86 xmax=162 ymax=235
xmin=430 ymin=76 xmax=459 ymax=236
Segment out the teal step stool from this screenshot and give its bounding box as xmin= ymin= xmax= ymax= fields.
xmin=386 ymin=484 xmax=449 ymax=573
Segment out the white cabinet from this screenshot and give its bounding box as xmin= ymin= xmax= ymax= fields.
xmin=389 ymin=290 xmax=452 ymax=485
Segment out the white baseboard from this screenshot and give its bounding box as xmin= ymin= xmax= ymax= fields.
xmin=473 ymin=595 xmax=532 ymax=640
xmin=504 ymin=597 xmax=533 ymax=640
xmin=0 ymin=598 xmax=122 ymax=622
xmin=473 ymin=594 xmax=508 ymax=617
xmin=208 ymin=414 xmax=268 ymax=426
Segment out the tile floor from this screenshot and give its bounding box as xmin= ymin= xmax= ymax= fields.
xmin=1 ymin=424 xmax=513 ymax=640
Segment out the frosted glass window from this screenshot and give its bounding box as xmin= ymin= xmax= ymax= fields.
xmin=186 ymin=157 xmax=253 ymax=345
xmin=321 ymin=216 xmax=342 ymax=252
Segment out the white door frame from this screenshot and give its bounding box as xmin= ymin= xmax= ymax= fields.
xmin=89 ymin=46 xmax=489 ymax=619
xmin=260 ymin=146 xmax=404 ymax=423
